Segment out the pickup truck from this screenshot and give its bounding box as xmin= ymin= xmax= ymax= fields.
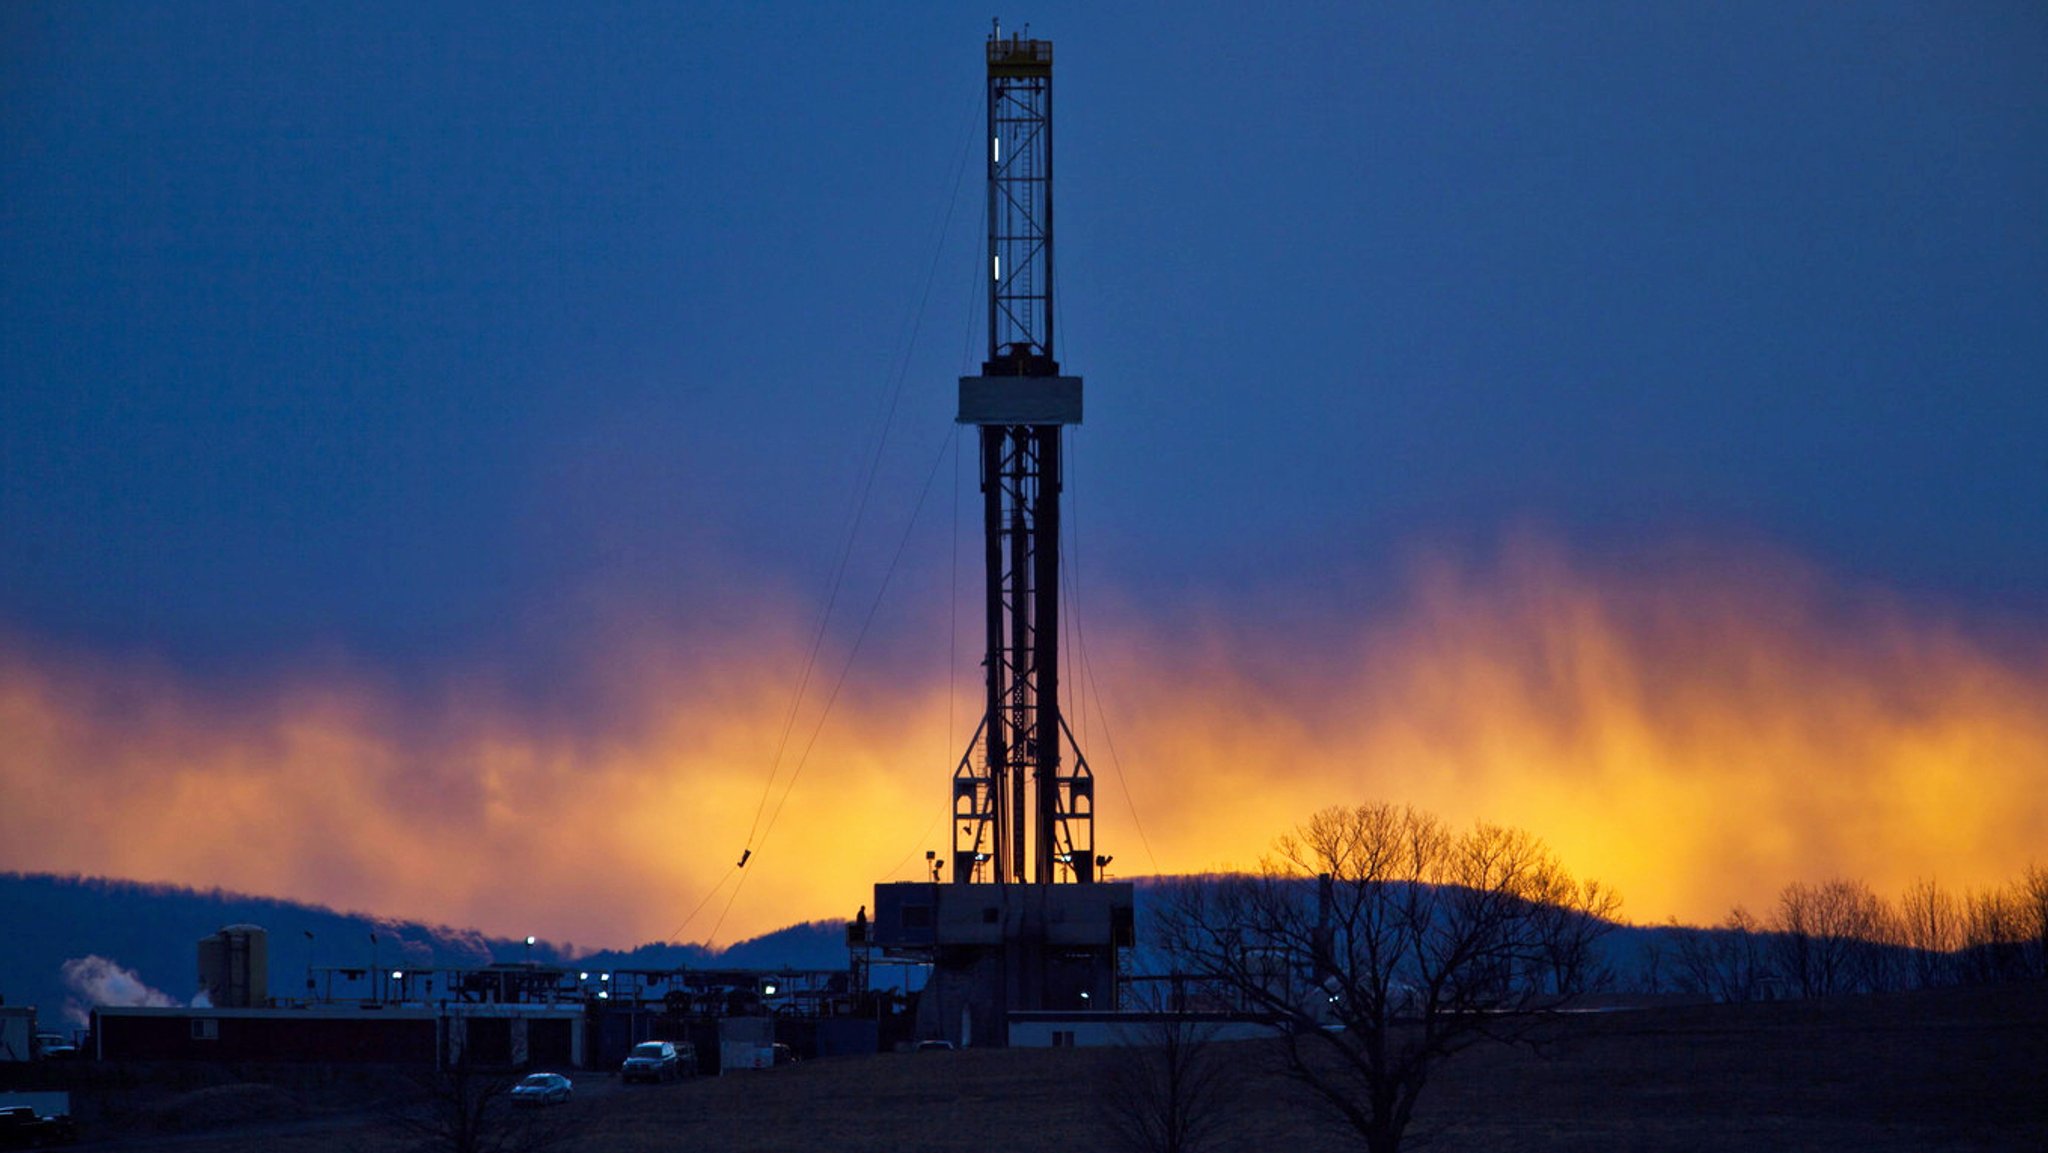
xmin=0 ymin=1105 xmax=78 ymax=1147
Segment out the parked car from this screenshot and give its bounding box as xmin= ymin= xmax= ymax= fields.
xmin=620 ymin=1040 xmax=683 ymax=1083
xmin=914 ymin=1039 xmax=956 ymax=1052
xmin=32 ymin=1033 xmax=77 ymax=1061
xmin=509 ymin=1072 xmax=573 ymax=1107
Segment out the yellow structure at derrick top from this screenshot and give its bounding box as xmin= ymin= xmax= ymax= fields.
xmin=988 ymin=34 xmax=1052 ymax=77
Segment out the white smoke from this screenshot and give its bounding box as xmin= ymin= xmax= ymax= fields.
xmin=59 ymin=955 xmax=179 ymax=1026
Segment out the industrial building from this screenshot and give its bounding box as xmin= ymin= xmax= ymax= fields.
xmin=91 ymin=923 xmax=883 ymax=1069
xmin=93 ymin=1003 xmax=583 ymax=1067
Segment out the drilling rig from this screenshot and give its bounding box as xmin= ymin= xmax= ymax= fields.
xmin=865 ymin=27 xmax=1135 ymax=1048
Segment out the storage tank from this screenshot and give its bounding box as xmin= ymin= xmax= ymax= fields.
xmin=197 ymin=924 xmax=269 ymax=1008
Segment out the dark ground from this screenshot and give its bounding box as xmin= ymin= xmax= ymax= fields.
xmin=24 ymin=983 xmax=2048 ymax=1152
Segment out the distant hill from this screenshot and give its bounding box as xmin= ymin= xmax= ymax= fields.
xmin=0 ymin=873 xmax=850 ymax=1033
xmin=579 ymin=920 xmax=853 ymax=973
xmin=3 ymin=871 xmax=1693 ymax=1038
xmin=1123 ymin=874 xmax=1667 ymax=991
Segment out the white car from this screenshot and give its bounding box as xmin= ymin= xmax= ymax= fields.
xmin=510 ymin=1072 xmax=573 ymax=1106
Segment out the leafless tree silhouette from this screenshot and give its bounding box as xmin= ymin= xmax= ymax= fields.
xmin=1900 ymin=878 xmax=1962 ymax=989
xmin=1668 ymin=905 xmax=1772 ymax=1002
xmin=1771 ymin=878 xmax=1897 ymax=997
xmin=1154 ymin=803 xmax=1618 ymax=1153
xmin=391 ymin=1062 xmax=571 ymax=1153
xmin=2020 ymin=864 xmax=2048 ymax=978
xmin=1095 ymin=994 xmax=1240 ymax=1153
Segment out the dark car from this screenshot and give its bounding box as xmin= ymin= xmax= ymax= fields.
xmin=620 ymin=1040 xmax=683 ymax=1083
xmin=509 ymin=1072 xmax=572 ymax=1107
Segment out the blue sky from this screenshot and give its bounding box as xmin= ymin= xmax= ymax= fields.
xmin=5 ymin=3 xmax=2048 ymax=944
xmin=5 ymin=1 xmax=2045 ymax=681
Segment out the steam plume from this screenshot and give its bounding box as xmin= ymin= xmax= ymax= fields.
xmin=58 ymin=955 xmax=181 ymax=1026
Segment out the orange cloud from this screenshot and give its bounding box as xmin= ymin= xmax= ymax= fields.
xmin=2 ymin=537 xmax=2043 ymax=948
xmin=0 ymin=618 xmax=956 ymax=952
xmin=1080 ymin=537 xmax=2048 ymax=924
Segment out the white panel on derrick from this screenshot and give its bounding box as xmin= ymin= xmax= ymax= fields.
xmin=957 ymin=376 xmax=1084 ymax=425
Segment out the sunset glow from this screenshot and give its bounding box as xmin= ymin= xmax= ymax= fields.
xmin=3 ymin=539 xmax=2043 ymax=951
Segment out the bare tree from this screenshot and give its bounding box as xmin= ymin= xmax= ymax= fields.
xmin=1668 ymin=906 xmax=1771 ymax=1003
xmin=1096 ymin=988 xmax=1240 ymax=1153
xmin=392 ymin=1062 xmax=570 ymax=1153
xmin=1772 ymin=878 xmax=1894 ymax=997
xmin=1961 ymin=881 xmax=2033 ymax=984
xmin=2019 ymin=864 xmax=2048 ymax=979
xmin=1635 ymin=927 xmax=1670 ymax=994
xmin=1155 ymin=803 xmax=1618 ymax=1153
xmin=1525 ymin=858 xmax=1622 ymax=995
xmin=1899 ymin=878 xmax=1961 ymax=989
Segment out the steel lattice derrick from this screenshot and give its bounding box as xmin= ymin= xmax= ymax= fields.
xmin=952 ymin=31 xmax=1094 ymax=887
xmin=987 ymin=40 xmax=1054 ymax=366
xmin=868 ymin=30 xmax=1131 ymax=1049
